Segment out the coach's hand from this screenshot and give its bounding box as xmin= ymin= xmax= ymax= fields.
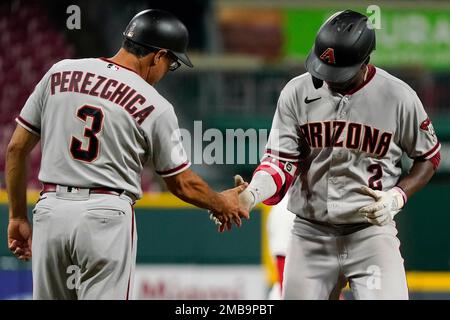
xmin=211 ymin=175 xmax=255 ymax=232
xmin=8 ymin=218 xmax=32 ymax=261
xmin=215 ymin=183 xmax=250 ymax=232
xmin=358 ymin=186 xmax=405 ymax=226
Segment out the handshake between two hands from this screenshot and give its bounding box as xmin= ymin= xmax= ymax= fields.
xmin=207 ymin=176 xmax=406 ymax=232
xmin=208 ymin=175 xmax=255 ymax=233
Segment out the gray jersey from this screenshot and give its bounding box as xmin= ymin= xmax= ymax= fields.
xmin=17 ymin=58 xmax=190 ymax=199
xmin=265 ymin=65 xmax=440 ymax=224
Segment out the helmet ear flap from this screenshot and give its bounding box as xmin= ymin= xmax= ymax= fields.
xmin=312 ymin=76 xmax=324 ymax=89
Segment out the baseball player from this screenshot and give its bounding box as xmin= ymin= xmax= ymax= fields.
xmin=6 ymin=9 xmax=248 ymax=300
xmin=235 ymin=10 xmax=441 ymax=299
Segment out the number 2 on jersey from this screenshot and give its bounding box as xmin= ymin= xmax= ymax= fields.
xmin=70 ymin=105 xmax=104 ymax=162
xmin=367 ymin=164 xmax=383 ymax=190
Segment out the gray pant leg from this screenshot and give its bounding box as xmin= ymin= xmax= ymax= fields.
xmin=32 ymin=194 xmax=136 ymax=300
xmin=283 ymin=218 xmax=343 ymax=300
xmin=344 ymin=222 xmax=409 ymax=300
xmin=74 ymin=195 xmax=136 ymax=300
xmin=32 ymin=196 xmax=77 ymax=300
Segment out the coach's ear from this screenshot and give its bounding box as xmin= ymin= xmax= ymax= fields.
xmin=152 ymin=49 xmax=166 ymax=65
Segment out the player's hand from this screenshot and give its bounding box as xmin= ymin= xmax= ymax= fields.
xmin=358 ymin=186 xmax=405 ymax=226
xmin=234 ymin=175 xmax=256 ymax=212
xmin=8 ymin=218 xmax=32 ymax=261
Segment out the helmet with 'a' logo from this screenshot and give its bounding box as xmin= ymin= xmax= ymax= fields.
xmin=305 ymin=10 xmax=375 ymax=83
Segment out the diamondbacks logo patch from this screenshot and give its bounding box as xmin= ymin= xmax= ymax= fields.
xmin=320 ymin=48 xmax=336 ymax=64
xmin=420 ymin=118 xmax=431 ymax=131
xmin=420 ymin=117 xmax=437 ymax=142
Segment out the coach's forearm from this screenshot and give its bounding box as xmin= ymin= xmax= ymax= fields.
xmin=5 ymin=126 xmax=39 ymax=220
xmin=6 ymin=146 xmax=30 ymax=220
xmin=396 ymin=160 xmax=435 ymax=199
xmin=164 ymin=169 xmax=226 ymax=212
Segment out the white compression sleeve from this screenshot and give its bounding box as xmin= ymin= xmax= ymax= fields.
xmin=247 ymin=171 xmax=277 ymax=207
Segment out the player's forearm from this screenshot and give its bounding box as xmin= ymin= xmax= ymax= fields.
xmin=246 ymin=171 xmax=277 ymax=207
xmin=242 ymin=155 xmax=299 ymax=208
xmin=396 ymin=160 xmax=435 ymax=199
xmin=5 ymin=146 xmax=29 ymax=220
xmin=164 ymin=169 xmax=226 ymax=212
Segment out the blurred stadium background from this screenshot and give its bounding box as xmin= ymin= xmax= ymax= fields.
xmin=0 ymin=0 xmax=449 ymax=299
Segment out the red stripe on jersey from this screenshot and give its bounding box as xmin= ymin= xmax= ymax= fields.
xmin=126 ymin=206 xmax=135 ymax=300
xmin=256 ymin=163 xmax=284 ymax=193
xmin=156 ymin=161 xmax=190 ymax=176
xmin=254 ymin=157 xmax=300 ymax=205
xmin=415 ymin=142 xmax=441 ymax=160
xmin=428 ymin=151 xmax=441 ymax=171
xmin=16 ymin=116 xmax=41 ymax=134
xmin=345 ymin=64 xmax=376 ymax=95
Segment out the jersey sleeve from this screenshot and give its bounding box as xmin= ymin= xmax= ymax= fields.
xmin=399 ymin=92 xmax=440 ymax=160
xmin=264 ymin=87 xmax=305 ymax=162
xmin=149 ymin=107 xmax=191 ymax=177
xmin=15 ymin=67 xmax=53 ymax=136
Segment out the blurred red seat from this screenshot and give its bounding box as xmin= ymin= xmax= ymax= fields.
xmin=0 ymin=2 xmax=76 ymax=187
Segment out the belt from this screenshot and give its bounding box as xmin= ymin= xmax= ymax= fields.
xmin=298 ymin=216 xmax=371 ymax=236
xmin=41 ymin=183 xmax=124 ymax=196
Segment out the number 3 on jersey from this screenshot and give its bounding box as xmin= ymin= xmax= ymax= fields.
xmin=70 ymin=105 xmax=104 ymax=162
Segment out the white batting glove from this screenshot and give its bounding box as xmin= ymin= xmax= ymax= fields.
xmin=358 ymin=186 xmax=406 ymax=226
xmin=234 ymin=175 xmax=256 ymax=212
xmin=209 ymin=213 xmax=222 ymax=227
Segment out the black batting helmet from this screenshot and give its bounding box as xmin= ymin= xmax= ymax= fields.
xmin=305 ymin=10 xmax=375 ymax=83
xmin=123 ymin=9 xmax=193 ymax=68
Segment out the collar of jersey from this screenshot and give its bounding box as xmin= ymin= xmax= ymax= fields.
xmin=99 ymin=57 xmax=140 ymax=76
xmin=325 ymin=64 xmax=376 ymax=97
